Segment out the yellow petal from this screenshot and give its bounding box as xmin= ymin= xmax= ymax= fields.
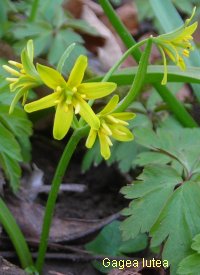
xmin=111 ymin=112 xmax=136 ymax=121
xmin=98 ymin=131 xmax=111 ymax=160
xmin=24 ymin=92 xmax=59 ymax=112
xmin=67 ymin=55 xmax=87 ymax=88
xmin=53 ymin=103 xmax=73 ymax=140
xmin=110 ymin=125 xmax=134 ymax=142
xmin=73 ymin=95 xmax=100 ymax=130
xmin=85 ymin=129 xmax=97 ymax=148
xmin=78 ymin=82 xmax=117 ymax=99
xmin=37 ymin=63 xmax=66 ymax=89
xmin=99 ymin=95 xmax=119 ymax=115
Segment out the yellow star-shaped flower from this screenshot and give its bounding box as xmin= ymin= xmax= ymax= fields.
xmin=24 ymin=55 xmax=116 ymax=140
xmin=86 ymin=95 xmax=135 ymax=160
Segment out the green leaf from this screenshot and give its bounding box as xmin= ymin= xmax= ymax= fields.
xmin=92 ymin=65 xmax=200 ymax=86
xmin=86 ymin=221 xmax=147 ymax=273
xmin=0 ymin=197 xmax=33 ymax=268
xmin=177 ymin=254 xmax=200 ymax=275
xmin=0 ymin=105 xmax=32 ymax=161
xmin=120 ymin=165 xmax=182 ymax=240
xmin=191 ymin=234 xmax=200 ymax=253
xmin=151 ymin=181 xmax=200 ymax=275
xmin=56 ymin=43 xmax=76 ymax=74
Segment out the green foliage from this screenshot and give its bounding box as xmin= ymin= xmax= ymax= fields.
xmin=121 ymin=127 xmax=200 ymax=274
xmin=85 ymin=221 xmax=148 ymax=273
xmin=177 ymin=233 xmax=200 ymax=274
xmin=9 ymin=0 xmax=98 ymax=73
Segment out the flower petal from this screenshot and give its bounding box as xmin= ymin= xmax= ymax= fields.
xmin=24 ymin=92 xmax=58 ymax=112
xmin=99 ymin=95 xmax=119 ymax=115
xmin=73 ymin=95 xmax=100 ymax=130
xmin=78 ymin=82 xmax=117 ymax=99
xmin=110 ymin=125 xmax=134 ymax=141
xmin=98 ymin=131 xmax=111 ymax=160
xmin=37 ymin=63 xmax=66 ymax=89
xmin=53 ymin=103 xmax=73 ymax=140
xmin=67 ymin=55 xmax=87 ymax=88
xmin=85 ymin=129 xmax=97 ymax=148
xmin=111 ymin=112 xmax=136 ymax=121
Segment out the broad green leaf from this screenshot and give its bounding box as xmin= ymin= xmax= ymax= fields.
xmin=0 ymin=153 xmax=21 ymax=192
xmin=120 ymin=165 xmax=182 ymax=240
xmin=151 ymin=181 xmax=200 ymax=275
xmin=86 ymin=221 xmax=147 ymax=273
xmin=134 ymin=128 xmax=200 ymax=174
xmin=191 ymin=234 xmax=200 ymax=254
xmin=0 ymin=123 xmax=21 ymax=161
xmin=0 ymin=105 xmax=32 ymax=161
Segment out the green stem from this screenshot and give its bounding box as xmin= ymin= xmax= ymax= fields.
xmin=153 ymin=83 xmax=198 ymax=127
xmin=115 ymin=38 xmax=152 ymax=112
xmin=98 ymin=0 xmax=197 ymax=127
xmin=98 ymin=0 xmax=141 ymax=63
xmin=102 ymin=39 xmax=148 ymax=82
xmin=35 ymin=126 xmax=88 ymax=273
xmin=0 ymin=198 xmax=33 ymax=268
xmin=29 ymin=0 xmax=40 ymax=22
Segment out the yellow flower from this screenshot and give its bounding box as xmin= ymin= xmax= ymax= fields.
xmin=86 ymin=95 xmax=135 ymax=160
xmin=154 ymin=7 xmax=198 ymax=85
xmin=3 ymin=40 xmax=41 ymax=113
xmin=24 ymin=55 xmax=116 ymax=140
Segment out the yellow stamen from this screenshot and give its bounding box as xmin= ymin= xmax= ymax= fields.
xmin=75 ymin=103 xmax=80 ymax=114
xmin=81 ymin=94 xmax=86 ymax=98
xmin=54 ymin=100 xmax=60 ymax=104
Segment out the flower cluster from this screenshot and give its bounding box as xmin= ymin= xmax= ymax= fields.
xmin=3 ymin=40 xmax=41 ymax=113
xmin=86 ymin=95 xmax=135 ymax=159
xmin=3 ymin=41 xmax=135 ymax=159
xmin=154 ymin=7 xmax=197 ymax=85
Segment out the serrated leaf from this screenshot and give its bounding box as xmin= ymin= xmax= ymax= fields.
xmin=86 ymin=221 xmax=147 ymax=273
xmin=120 ymin=165 xmax=182 ymax=240
xmin=191 ymin=234 xmax=200 ymax=253
xmin=151 ymin=181 xmax=200 ymax=275
xmin=135 ymin=128 xmax=200 ymax=174
xmin=177 ymin=254 xmax=200 ymax=274
xmin=0 ymin=105 xmax=32 ymax=161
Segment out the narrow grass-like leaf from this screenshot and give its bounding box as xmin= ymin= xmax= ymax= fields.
xmin=0 ymin=198 xmax=33 ymax=268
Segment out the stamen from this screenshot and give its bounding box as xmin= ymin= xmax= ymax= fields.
xmin=72 ymin=87 xmax=77 ymax=93
xmin=75 ymin=103 xmax=80 ymax=114
xmin=54 ymin=100 xmax=60 ymax=104
xmin=81 ymin=94 xmax=86 ymax=98
xmin=3 ymin=65 xmax=21 ymax=76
